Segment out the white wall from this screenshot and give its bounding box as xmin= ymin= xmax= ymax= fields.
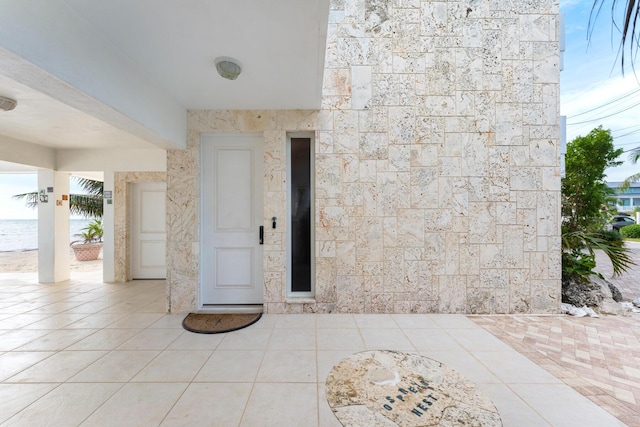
xmin=37 ymin=169 xmax=70 ymax=283
xmin=102 ymin=171 xmax=115 ymax=283
xmin=57 ymin=148 xmax=166 ymax=172
xmin=0 ymin=135 xmax=55 ymax=169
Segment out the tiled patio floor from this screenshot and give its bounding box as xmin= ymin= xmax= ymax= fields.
xmin=0 ymin=272 xmax=624 ymax=426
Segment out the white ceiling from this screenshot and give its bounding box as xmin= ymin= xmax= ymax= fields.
xmin=0 ymin=0 xmax=329 ymax=170
xmin=62 ymin=0 xmax=329 ymax=110
xmin=0 ymin=75 xmax=155 ymax=150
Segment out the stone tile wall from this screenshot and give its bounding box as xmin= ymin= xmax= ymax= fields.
xmin=166 ymin=0 xmax=561 ymax=314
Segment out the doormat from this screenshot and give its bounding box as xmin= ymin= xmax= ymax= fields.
xmin=182 ymin=313 xmax=262 ymax=334
xmin=326 ymin=350 xmax=502 ymax=426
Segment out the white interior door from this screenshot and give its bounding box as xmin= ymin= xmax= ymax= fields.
xmin=131 ymin=182 xmax=166 ymax=279
xmin=201 ymin=134 xmax=264 ymax=305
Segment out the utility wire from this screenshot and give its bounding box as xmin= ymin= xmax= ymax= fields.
xmin=567 ymin=100 xmax=640 ymax=125
xmin=567 ymin=98 xmax=640 ymax=134
xmin=571 ymin=94 xmax=640 ymax=120
xmin=562 ymin=69 xmax=624 ymax=105
xmin=567 ymin=88 xmax=640 ymax=118
xmin=615 ymin=128 xmax=640 ymax=138
xmin=612 ymin=123 xmax=640 ymax=136
xmin=612 ymin=124 xmax=640 ymax=132
xmin=615 ymin=141 xmax=640 ymax=148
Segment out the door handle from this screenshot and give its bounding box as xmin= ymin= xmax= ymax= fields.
xmin=259 ymin=226 xmax=264 ymax=245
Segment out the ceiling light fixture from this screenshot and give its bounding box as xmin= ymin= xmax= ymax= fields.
xmin=214 ymin=57 xmax=242 ymax=80
xmin=0 ymin=95 xmax=17 ymax=111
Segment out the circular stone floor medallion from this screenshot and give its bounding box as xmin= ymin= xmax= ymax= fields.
xmin=325 ymin=350 xmax=502 ymax=427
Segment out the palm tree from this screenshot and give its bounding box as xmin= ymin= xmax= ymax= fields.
xmin=590 ymin=0 xmax=640 ymax=72
xmin=13 ymin=177 xmax=104 ymax=218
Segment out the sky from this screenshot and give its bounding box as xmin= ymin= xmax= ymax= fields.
xmin=1 ymin=1 xmax=639 ymax=218
xmin=560 ymin=0 xmax=640 ymax=182
xmin=0 ymin=173 xmax=38 ymax=220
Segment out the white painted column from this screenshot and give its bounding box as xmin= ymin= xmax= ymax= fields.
xmin=102 ymin=170 xmax=115 ymax=282
xmin=37 ymin=170 xmax=70 ymax=283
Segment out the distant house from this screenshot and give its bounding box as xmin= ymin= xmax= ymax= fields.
xmin=607 ymin=181 xmax=640 ymax=211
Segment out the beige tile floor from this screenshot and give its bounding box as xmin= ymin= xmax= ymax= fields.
xmin=0 ymin=272 xmax=626 ymax=426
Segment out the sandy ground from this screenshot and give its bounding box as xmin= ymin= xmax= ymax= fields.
xmin=0 ymin=249 xmax=102 ymax=273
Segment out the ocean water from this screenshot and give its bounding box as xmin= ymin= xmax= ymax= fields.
xmin=0 ymin=219 xmax=93 ymax=252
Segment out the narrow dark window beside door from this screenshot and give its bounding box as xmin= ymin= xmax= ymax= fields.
xmin=290 ymin=138 xmax=312 ymax=293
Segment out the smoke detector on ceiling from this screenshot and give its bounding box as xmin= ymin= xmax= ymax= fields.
xmin=0 ymin=96 xmax=17 ymax=111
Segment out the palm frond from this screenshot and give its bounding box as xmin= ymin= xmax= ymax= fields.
xmin=12 ymin=192 xmax=38 ymax=209
xmin=563 ymin=230 xmax=634 ymax=276
xmin=590 ymin=0 xmax=640 ymax=73
xmin=69 ymin=194 xmax=103 ymax=218
xmin=12 ymin=177 xmax=104 ymax=218
xmin=628 ymin=147 xmax=640 ymax=164
xmin=619 ymin=171 xmax=640 ymax=192
xmin=73 ymin=177 xmax=104 ymax=197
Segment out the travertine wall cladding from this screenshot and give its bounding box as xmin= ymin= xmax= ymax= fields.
xmin=166 ymin=0 xmax=561 ymax=314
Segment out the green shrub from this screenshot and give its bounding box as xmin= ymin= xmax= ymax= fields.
xmin=600 ymin=229 xmax=624 ymax=243
xmin=620 ymin=224 xmax=640 ymax=238
xmin=562 ymin=250 xmax=601 ymax=282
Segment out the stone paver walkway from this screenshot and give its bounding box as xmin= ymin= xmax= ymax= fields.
xmin=474 ymin=240 xmax=640 ymax=427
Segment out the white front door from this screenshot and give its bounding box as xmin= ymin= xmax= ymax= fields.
xmin=131 ymin=182 xmax=166 ymax=279
xmin=201 ymin=134 xmax=264 ymax=305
